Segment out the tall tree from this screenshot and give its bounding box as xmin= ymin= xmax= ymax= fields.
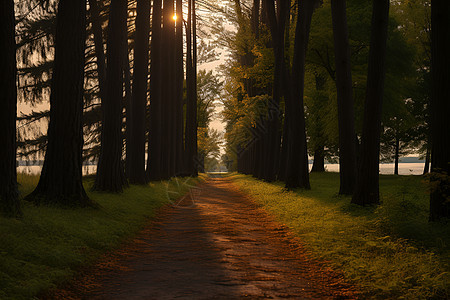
xmin=429 ymin=0 xmax=450 ymax=221
xmin=331 ymin=0 xmax=357 ymax=195
xmin=284 ymin=0 xmax=317 ymax=189
xmin=185 ymin=0 xmax=198 ymax=176
xmin=94 ymin=0 xmax=128 ymax=192
xmin=27 ymin=0 xmax=92 ymax=206
xmin=128 ymin=0 xmax=151 ymax=184
xmin=0 ymin=0 xmax=21 ymax=216
xmin=160 ymin=0 xmax=176 ymax=179
xmin=264 ymin=0 xmax=289 ymax=182
xmin=352 ymin=0 xmax=390 ymax=205
xmin=147 ymin=0 xmax=163 ymax=180
xmin=88 ymin=0 xmax=107 ymax=104
xmin=175 ymin=0 xmax=185 ymax=175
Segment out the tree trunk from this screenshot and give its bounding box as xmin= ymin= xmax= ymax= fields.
xmin=394 ymin=135 xmax=399 ymax=175
xmin=88 ymin=0 xmax=106 ymax=104
xmin=94 ymin=0 xmax=128 ymax=192
xmin=278 ymin=111 xmax=289 ymax=181
xmin=252 ymin=0 xmax=261 ymax=39
xmin=147 ymin=0 xmax=163 ymax=181
xmin=352 ymin=0 xmax=390 ymax=205
xmin=284 ymin=0 xmax=316 ymax=190
xmin=423 ymin=145 xmax=430 ymax=174
xmin=175 ymin=0 xmax=184 ymax=175
xmin=185 ymin=0 xmax=198 ymax=177
xmin=263 ymin=0 xmax=289 ymax=182
xmin=331 ymin=0 xmax=357 ymax=195
xmin=160 ymin=0 xmax=176 ymax=179
xmin=429 ymin=0 xmax=450 ymax=221
xmin=0 ymin=0 xmax=21 ymax=216
xmin=27 ymin=0 xmax=93 ymax=206
xmin=311 ymin=148 xmax=325 ymax=172
xmin=123 ymin=43 xmax=132 ymax=176
xmin=192 ymin=0 xmax=198 ymax=175
xmin=128 ymin=0 xmax=150 ymax=184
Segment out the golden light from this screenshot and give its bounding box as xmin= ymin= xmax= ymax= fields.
xmin=172 ymin=14 xmax=178 ymax=21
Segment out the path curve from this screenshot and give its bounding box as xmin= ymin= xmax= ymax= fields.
xmin=50 ymin=178 xmax=357 ymax=299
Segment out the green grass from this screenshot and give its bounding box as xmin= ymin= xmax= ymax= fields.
xmin=230 ymin=172 xmax=450 ymax=299
xmin=0 ymin=173 xmax=204 ymax=300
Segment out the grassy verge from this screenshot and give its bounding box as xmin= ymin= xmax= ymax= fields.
xmin=0 ymin=173 xmax=205 ymax=300
xmin=230 ymin=172 xmax=450 ymax=299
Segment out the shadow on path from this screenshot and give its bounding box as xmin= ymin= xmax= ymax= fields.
xmin=49 ymin=178 xmax=357 ymax=299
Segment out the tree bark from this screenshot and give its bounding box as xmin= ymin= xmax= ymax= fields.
xmin=94 ymin=0 xmax=128 ymax=192
xmin=429 ymin=0 xmax=450 ymax=221
xmin=124 ymin=43 xmax=132 ymax=176
xmin=311 ymin=148 xmax=325 ymax=172
xmin=284 ymin=0 xmax=316 ymax=189
xmin=185 ymin=0 xmax=198 ymax=176
xmin=147 ymin=0 xmax=163 ymax=180
xmin=252 ymin=0 xmax=261 ymax=39
xmin=192 ymin=0 xmax=198 ymax=175
xmin=423 ymin=145 xmax=430 ymax=174
xmin=160 ymin=0 xmax=176 ymax=179
xmin=27 ymin=0 xmax=93 ymax=206
xmin=331 ymin=0 xmax=357 ymax=195
xmin=352 ymin=0 xmax=390 ymax=205
xmin=263 ymin=0 xmax=289 ymax=182
xmin=88 ymin=0 xmax=107 ymax=104
xmin=128 ymin=0 xmax=151 ymax=184
xmin=0 ymin=0 xmax=21 ymax=216
xmin=394 ymin=135 xmax=399 ymax=175
xmin=175 ymin=0 xmax=185 ymax=175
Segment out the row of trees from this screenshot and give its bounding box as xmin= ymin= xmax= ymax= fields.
xmin=221 ymin=0 xmax=449 ymax=220
xmin=1 ymin=0 xmax=225 ymax=216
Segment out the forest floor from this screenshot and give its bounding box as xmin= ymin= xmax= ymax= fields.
xmin=47 ymin=177 xmax=357 ymax=299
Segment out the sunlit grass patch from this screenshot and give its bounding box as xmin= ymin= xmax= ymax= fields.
xmin=231 ymin=173 xmax=450 ymax=299
xmin=0 ymin=173 xmax=202 ymax=300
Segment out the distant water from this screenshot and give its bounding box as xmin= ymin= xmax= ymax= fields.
xmin=310 ymin=162 xmax=425 ymax=175
xmin=18 ymin=163 xmax=426 ymax=176
xmin=18 ymin=165 xmax=97 ymax=176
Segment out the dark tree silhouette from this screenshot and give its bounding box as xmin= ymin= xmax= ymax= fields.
xmin=284 ymin=0 xmax=317 ymax=189
xmin=185 ymin=0 xmax=198 ymax=176
xmin=128 ymin=0 xmax=151 ymax=184
xmin=429 ymin=0 xmax=450 ymax=221
xmin=94 ymin=0 xmax=128 ymax=192
xmin=311 ymin=148 xmax=325 ymax=172
xmin=88 ymin=0 xmax=107 ymax=104
xmin=175 ymin=0 xmax=185 ymax=175
xmin=352 ymin=0 xmax=390 ymax=205
xmin=264 ymin=0 xmax=289 ymax=182
xmin=423 ymin=146 xmax=430 ymax=175
xmin=27 ymin=0 xmax=92 ymax=206
xmin=0 ymin=0 xmax=21 ymax=216
xmin=160 ymin=0 xmax=176 ymax=179
xmin=252 ymin=0 xmax=261 ymax=40
xmin=147 ymin=0 xmax=163 ymax=180
xmin=331 ymin=0 xmax=357 ymax=195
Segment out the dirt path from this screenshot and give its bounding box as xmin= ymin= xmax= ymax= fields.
xmin=51 ymin=178 xmax=357 ymax=299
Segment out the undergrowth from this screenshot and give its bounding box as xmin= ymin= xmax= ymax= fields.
xmin=231 ymin=172 xmax=450 ymax=299
xmin=0 ymin=173 xmax=204 ymax=300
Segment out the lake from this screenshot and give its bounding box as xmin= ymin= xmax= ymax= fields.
xmin=317 ymin=163 xmax=425 ymax=175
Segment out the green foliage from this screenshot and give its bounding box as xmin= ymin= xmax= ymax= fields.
xmin=306 ymin=0 xmax=417 ymax=151
xmin=231 ymin=173 xmax=450 ymax=299
xmin=0 ymin=174 xmax=200 ymax=299
xmin=197 ymin=69 xmax=223 ymax=128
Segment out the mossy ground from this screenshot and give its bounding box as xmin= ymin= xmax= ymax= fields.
xmin=0 ymin=174 xmax=204 ymax=300
xmin=230 ymin=172 xmax=450 ymax=299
